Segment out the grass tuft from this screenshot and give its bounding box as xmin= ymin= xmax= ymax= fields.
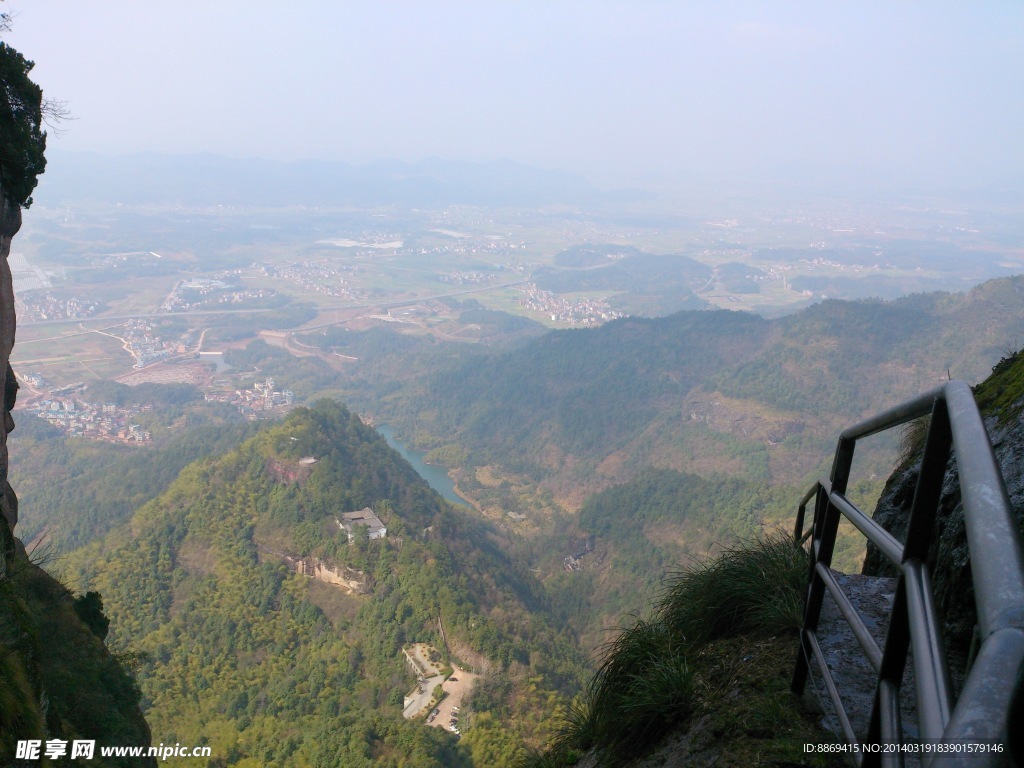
xmin=527 ymin=535 xmax=810 ymax=767
xmin=659 ymin=534 xmax=809 ymax=646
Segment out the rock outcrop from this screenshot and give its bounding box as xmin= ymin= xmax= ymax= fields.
xmin=284 ymin=553 xmax=368 ymax=594
xmin=1 ymin=190 xmax=20 ymax=534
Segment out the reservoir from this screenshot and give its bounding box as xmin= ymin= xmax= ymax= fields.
xmin=377 ymin=424 xmax=470 ymax=507
xmin=198 ymin=351 xmax=233 ymax=373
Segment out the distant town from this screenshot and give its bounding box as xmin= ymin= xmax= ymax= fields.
xmin=518 ymin=283 xmax=624 ymax=326
xmin=22 ymin=370 xmax=297 ymax=445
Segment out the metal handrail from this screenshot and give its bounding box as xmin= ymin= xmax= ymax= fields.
xmin=792 ymin=380 xmax=1024 ymax=767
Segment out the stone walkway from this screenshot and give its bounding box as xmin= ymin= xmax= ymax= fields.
xmin=808 ymin=570 xmax=920 ymax=761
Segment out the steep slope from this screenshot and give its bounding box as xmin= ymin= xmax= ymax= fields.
xmin=63 ymin=401 xmax=585 ymax=767
xmin=1 ymin=517 xmax=153 ymax=766
xmin=0 ymin=42 xmax=154 ymax=765
xmin=542 ymin=469 xmax=800 ymax=651
xmin=525 ymin=538 xmax=841 ymax=768
xmin=420 ymin=309 xmax=769 ymax=478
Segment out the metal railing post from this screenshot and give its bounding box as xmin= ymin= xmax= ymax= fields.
xmin=794 ymin=436 xmax=856 ymax=695
xmin=791 ymin=381 xmax=1024 ymax=766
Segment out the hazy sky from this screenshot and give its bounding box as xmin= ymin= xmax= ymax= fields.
xmin=5 ymin=2 xmax=1023 ymax=191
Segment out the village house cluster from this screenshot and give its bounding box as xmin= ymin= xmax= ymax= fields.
xmin=204 ymin=377 xmax=295 ymax=419
xmin=518 ymin=283 xmax=625 ymax=326
xmin=440 ymin=270 xmax=492 ymax=285
xmin=255 ymin=261 xmax=362 ymax=300
xmin=160 ymin=278 xmax=231 ymax=312
xmin=411 ymin=237 xmax=528 ymax=259
xmin=16 ymin=291 xmax=102 ymax=322
xmin=213 ymin=289 xmax=276 ymax=306
xmin=29 ymin=396 xmax=153 ymax=444
xmin=87 ymin=251 xmax=156 ymax=269
xmin=160 ymin=277 xmax=278 ymax=312
xmin=408 ymin=231 xmax=533 ymax=267
xmin=799 ymin=256 xmax=889 ymax=272
xmin=119 ymin=319 xmax=183 ymax=368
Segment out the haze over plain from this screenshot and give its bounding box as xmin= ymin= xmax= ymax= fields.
xmin=6 ymin=1 xmax=1023 ymax=197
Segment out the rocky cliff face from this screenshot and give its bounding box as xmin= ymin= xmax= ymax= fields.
xmin=1 ymin=190 xmax=20 ymax=534
xmin=863 ymin=353 xmax=1024 ymax=665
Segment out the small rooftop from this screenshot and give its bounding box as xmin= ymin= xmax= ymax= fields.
xmin=338 ymin=507 xmax=387 ymax=540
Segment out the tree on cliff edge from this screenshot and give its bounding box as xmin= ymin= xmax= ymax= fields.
xmin=0 ymin=39 xmax=46 ymax=207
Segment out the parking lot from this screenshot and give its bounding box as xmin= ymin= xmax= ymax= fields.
xmin=425 ymin=662 xmax=478 ymax=734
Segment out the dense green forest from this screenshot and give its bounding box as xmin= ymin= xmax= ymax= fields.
xmin=10 ymin=276 xmax=1024 ymax=766
xmin=216 ymin=277 xmax=1024 ymax=513
xmin=206 ymin=277 xmax=1024 ymax=660
xmin=192 ymin=277 xmax=1024 ymax=657
xmin=409 ymin=310 xmax=770 ymax=476
xmin=61 ymin=402 xmax=586 ymax=767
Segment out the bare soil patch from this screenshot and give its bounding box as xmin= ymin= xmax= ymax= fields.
xmin=116 ymin=362 xmax=209 ymax=386
xmin=305 ymin=579 xmax=363 ymax=628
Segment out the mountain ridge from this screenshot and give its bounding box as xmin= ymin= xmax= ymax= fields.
xmin=357 ymin=274 xmax=1024 ymax=507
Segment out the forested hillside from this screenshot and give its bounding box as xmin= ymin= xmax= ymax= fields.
xmin=8 ymin=271 xmax=1023 ymax=768
xmin=62 ymin=402 xmax=585 ymax=767
xmin=372 ymin=275 xmax=1024 ymax=502
xmin=529 ymin=340 xmax=1024 ymax=768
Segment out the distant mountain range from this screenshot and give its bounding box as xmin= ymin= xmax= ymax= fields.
xmin=34 ymin=151 xmax=635 ymax=208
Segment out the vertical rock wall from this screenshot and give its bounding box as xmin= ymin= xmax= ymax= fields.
xmin=0 ymin=187 xmax=20 ymax=536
